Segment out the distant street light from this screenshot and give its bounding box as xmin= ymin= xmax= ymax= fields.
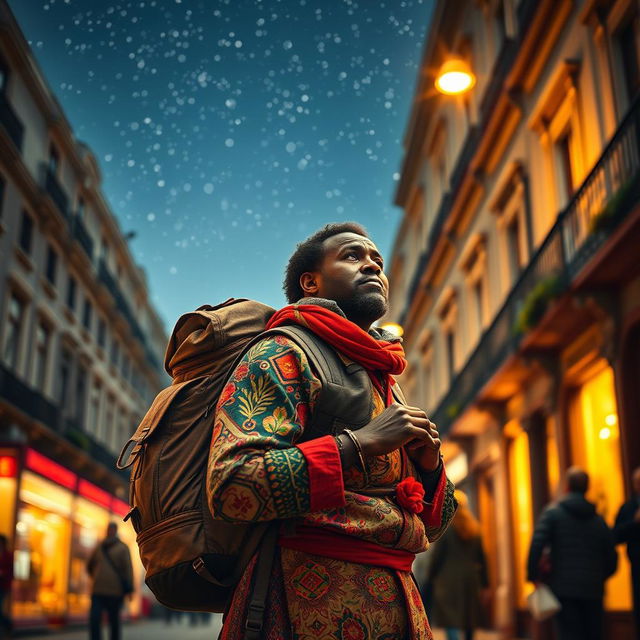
xmin=380 ymin=322 xmax=404 ymax=338
xmin=435 ymin=59 xmax=476 ymax=96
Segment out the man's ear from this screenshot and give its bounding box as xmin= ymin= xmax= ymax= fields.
xmin=300 ymin=272 xmax=319 ymax=296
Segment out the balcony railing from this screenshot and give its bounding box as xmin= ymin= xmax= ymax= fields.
xmin=72 ymin=215 xmax=94 ymax=261
xmin=0 ymin=91 xmax=24 ymax=151
xmin=431 ymin=95 xmax=640 ymax=433
xmin=43 ymin=166 xmax=70 ymax=219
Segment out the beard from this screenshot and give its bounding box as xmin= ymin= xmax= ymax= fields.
xmin=336 ymin=290 xmax=388 ymax=328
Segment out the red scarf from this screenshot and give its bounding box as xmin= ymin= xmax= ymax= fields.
xmin=266 ymin=303 xmax=406 ymax=405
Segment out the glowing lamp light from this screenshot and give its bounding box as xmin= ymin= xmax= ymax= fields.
xmin=599 ymin=427 xmax=612 ymax=440
xmin=380 ymin=322 xmax=404 ymax=338
xmin=0 ymin=455 xmax=17 ymax=478
xmin=435 ymin=59 xmax=476 ymax=96
xmin=604 ymin=413 xmax=617 ymax=426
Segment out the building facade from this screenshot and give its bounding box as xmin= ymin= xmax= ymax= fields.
xmin=390 ymin=0 xmax=639 ymax=638
xmin=0 ymin=0 xmax=167 ymax=629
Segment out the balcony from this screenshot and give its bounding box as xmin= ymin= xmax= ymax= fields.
xmin=0 ymin=363 xmax=60 ymax=430
xmin=432 ymin=94 xmax=640 ymax=433
xmin=0 ymin=91 xmax=24 ymax=151
xmin=43 ymin=166 xmax=70 ymax=220
xmin=71 ymin=215 xmax=94 ymax=261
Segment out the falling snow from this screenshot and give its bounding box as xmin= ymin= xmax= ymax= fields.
xmin=10 ymin=0 xmax=434 ymax=323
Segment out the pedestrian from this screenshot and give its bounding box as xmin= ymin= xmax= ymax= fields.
xmin=207 ymin=222 xmax=457 ymax=639
xmin=425 ymin=490 xmax=489 ymax=640
xmin=614 ymin=466 xmax=640 ymax=640
xmin=87 ymin=522 xmax=133 ymax=640
xmin=0 ymin=534 xmax=13 ymax=639
xmin=527 ymin=466 xmax=618 ymax=640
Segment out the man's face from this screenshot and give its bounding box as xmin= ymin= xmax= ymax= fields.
xmin=302 ymin=232 xmax=389 ymax=329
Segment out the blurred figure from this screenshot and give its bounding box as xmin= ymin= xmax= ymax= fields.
xmin=87 ymin=522 xmax=133 ymax=640
xmin=0 ymin=535 xmax=13 ymax=639
xmin=527 ymin=467 xmax=617 ymax=640
xmin=614 ymin=466 xmax=640 ymax=640
xmin=426 ymin=490 xmax=488 ymax=640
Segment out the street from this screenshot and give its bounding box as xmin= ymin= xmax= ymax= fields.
xmin=16 ymin=619 xmax=509 ymax=640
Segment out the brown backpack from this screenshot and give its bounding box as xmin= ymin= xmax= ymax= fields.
xmin=116 ymin=298 xmax=374 ymax=613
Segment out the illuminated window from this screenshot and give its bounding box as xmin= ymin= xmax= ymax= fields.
xmin=3 ymin=294 xmax=24 ymax=370
xmin=568 ymin=363 xmax=632 ymax=611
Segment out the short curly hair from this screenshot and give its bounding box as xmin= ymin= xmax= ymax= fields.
xmin=283 ymin=222 xmax=369 ymax=303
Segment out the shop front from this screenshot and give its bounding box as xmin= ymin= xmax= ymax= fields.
xmin=0 ymin=447 xmax=140 ymax=630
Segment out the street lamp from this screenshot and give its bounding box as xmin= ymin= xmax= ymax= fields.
xmin=434 ymin=59 xmax=476 ymax=96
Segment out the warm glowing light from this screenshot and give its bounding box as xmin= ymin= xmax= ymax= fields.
xmin=435 ymin=59 xmax=476 ymax=95
xmin=604 ymin=413 xmax=617 ymax=426
xmin=380 ymin=322 xmax=404 ymax=338
xmin=599 ymin=426 xmax=612 ymax=440
xmin=0 ymin=456 xmax=17 ymax=478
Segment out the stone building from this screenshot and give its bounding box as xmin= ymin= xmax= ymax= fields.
xmin=0 ymin=0 xmax=167 ymax=629
xmin=389 ymin=0 xmax=639 ymax=637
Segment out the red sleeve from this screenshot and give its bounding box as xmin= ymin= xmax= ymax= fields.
xmin=419 ymin=465 xmax=447 ymax=529
xmin=297 ymin=435 xmax=346 ymax=512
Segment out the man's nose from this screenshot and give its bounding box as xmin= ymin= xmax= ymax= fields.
xmin=361 ymin=258 xmax=381 ymax=273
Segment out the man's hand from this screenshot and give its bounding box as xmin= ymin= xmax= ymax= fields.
xmin=405 ymin=417 xmax=441 ymax=472
xmin=355 ymin=403 xmax=437 ymax=464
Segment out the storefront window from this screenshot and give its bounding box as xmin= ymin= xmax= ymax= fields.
xmin=506 ymin=420 xmax=534 ymax=609
xmin=13 ymin=472 xmax=72 ymax=622
xmin=67 ymin=498 xmax=110 ymax=618
xmin=569 ymin=363 xmax=632 ymax=610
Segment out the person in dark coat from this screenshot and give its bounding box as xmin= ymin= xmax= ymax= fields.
xmin=527 ymin=467 xmax=618 ymax=640
xmin=614 ymin=466 xmax=640 ymax=640
xmin=426 ymin=490 xmax=488 ymax=640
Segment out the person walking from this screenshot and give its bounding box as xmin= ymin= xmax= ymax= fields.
xmin=614 ymin=466 xmax=640 ymax=639
xmin=426 ymin=490 xmax=488 ymax=640
xmin=0 ymin=535 xmax=13 ymax=639
xmin=87 ymin=522 xmax=133 ymax=640
xmin=527 ymin=467 xmax=618 ymax=640
xmin=207 ymin=222 xmax=457 ymax=639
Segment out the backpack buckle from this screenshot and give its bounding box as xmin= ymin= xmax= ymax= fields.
xmin=245 ymin=603 xmax=265 ymax=632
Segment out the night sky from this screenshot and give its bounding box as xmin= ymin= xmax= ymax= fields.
xmin=9 ymin=0 xmax=434 ymax=330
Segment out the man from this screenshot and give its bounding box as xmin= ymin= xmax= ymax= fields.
xmin=87 ymin=522 xmax=133 ymax=640
xmin=207 ymin=222 xmax=456 ymax=640
xmin=527 ymin=467 xmax=617 ymax=640
xmin=614 ymin=467 xmax=640 ymax=639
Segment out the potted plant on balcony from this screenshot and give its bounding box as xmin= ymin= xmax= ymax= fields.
xmin=588 ymin=173 xmax=640 ymax=234
xmin=513 ymin=274 xmax=565 ymax=336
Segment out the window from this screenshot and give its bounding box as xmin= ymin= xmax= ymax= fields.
xmin=87 ymin=378 xmax=102 ymax=436
xmin=45 ymin=245 xmax=57 ymax=285
xmin=104 ymin=396 xmax=115 ymax=447
xmin=110 ymin=339 xmax=119 ymax=369
xmin=446 ymin=331 xmax=456 ymax=382
xmin=2 ymin=294 xmax=24 ymax=369
xmin=48 ymin=145 xmax=59 ymax=175
xmin=507 ymin=217 xmax=522 ymax=280
xmin=66 ymin=276 xmax=77 ymax=311
xmin=617 ymin=19 xmax=640 ymax=104
xmin=100 ymin=237 xmax=109 ymax=261
xmin=57 ymin=347 xmax=72 ymax=410
xmin=82 ymin=299 xmax=92 ymax=331
xmin=97 ymin=319 xmax=106 ymax=349
xmin=473 ymin=280 xmax=485 ymax=331
xmin=34 ymin=323 xmax=50 ymax=392
xmin=556 ymin=130 xmax=574 ymax=199
xmin=75 ymin=364 xmax=88 ymax=425
xmin=121 ymin=354 xmax=130 ymax=383
xmin=19 ymin=211 xmax=33 ymax=255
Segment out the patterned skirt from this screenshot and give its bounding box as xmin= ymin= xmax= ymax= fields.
xmin=219 ymin=547 xmax=434 ymax=640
